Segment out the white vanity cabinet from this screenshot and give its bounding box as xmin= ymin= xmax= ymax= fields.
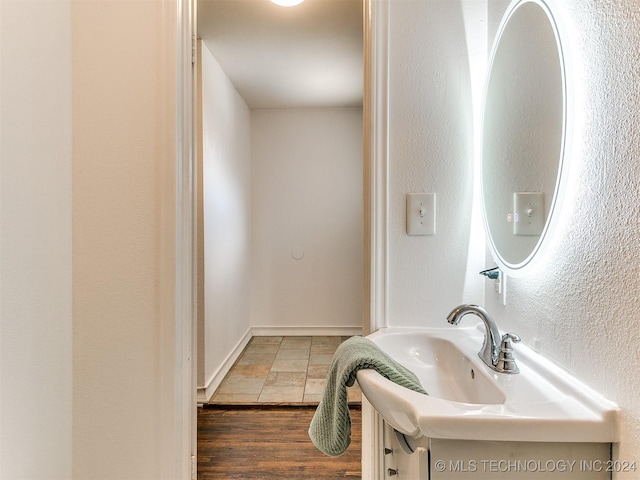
xmin=358 ymin=327 xmax=619 ymax=480
xmin=381 ymin=420 xmax=613 ymax=480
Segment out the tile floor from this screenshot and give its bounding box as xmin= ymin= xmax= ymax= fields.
xmin=209 ymin=336 xmax=362 ymax=405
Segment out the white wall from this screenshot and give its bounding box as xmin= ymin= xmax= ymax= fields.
xmin=2 ymin=1 xmax=180 ymax=478
xmin=386 ymin=0 xmax=484 ymax=328
xmin=0 ymin=1 xmax=73 ymax=478
xmin=484 ymin=0 xmax=640 ymax=470
xmin=71 ymin=1 xmax=179 ymax=478
xmin=201 ymin=43 xmax=253 ymax=390
xmin=250 ymin=108 xmax=363 ymax=332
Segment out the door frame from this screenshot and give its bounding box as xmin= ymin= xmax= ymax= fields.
xmin=175 ymin=0 xmax=198 ymax=477
xmin=363 ymin=0 xmax=389 ymax=336
xmin=362 ymin=1 xmax=389 ymax=478
xmin=175 ymin=0 xmax=389 ymax=476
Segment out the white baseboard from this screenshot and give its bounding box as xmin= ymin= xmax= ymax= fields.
xmin=196 ymin=389 xmax=209 ymax=406
xmin=197 ymin=328 xmax=252 ymax=404
xmin=250 ymin=325 xmax=363 ymax=337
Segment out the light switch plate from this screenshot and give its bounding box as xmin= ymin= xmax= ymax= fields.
xmin=406 ymin=193 xmax=436 ymax=235
xmin=513 ymin=192 xmax=544 ymax=236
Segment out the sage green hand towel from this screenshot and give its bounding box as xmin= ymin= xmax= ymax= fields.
xmin=308 ymin=336 xmax=427 ymax=457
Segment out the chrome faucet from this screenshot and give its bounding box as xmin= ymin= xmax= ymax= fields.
xmin=446 ymin=304 xmax=520 ymax=374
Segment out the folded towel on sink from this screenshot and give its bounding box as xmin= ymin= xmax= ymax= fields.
xmin=308 ymin=336 xmax=427 ymax=457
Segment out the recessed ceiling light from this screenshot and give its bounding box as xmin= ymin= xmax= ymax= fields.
xmin=270 ymin=0 xmax=304 ymax=6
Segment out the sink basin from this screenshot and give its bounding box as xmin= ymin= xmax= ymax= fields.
xmin=356 ymin=325 xmax=619 ymax=443
xmin=372 ymin=332 xmax=505 ymax=405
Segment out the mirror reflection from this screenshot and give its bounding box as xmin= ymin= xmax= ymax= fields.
xmin=482 ymin=0 xmax=566 ymax=269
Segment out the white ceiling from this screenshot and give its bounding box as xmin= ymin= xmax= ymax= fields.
xmin=197 ymin=0 xmax=363 ymax=109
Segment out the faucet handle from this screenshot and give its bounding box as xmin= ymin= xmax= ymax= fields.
xmin=497 ymin=333 xmax=521 ymax=374
xmin=502 ymin=333 xmax=521 ymax=346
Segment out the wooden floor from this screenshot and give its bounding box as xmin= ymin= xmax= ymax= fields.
xmin=198 ymin=406 xmax=362 ymax=479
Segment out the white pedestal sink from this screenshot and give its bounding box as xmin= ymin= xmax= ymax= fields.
xmin=356 ymin=325 xmax=619 ymax=443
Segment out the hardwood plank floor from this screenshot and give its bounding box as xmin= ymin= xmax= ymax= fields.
xmin=198 ymin=406 xmax=361 ymax=479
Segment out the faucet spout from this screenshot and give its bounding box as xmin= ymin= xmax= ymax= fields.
xmin=446 ymin=304 xmax=502 ymax=370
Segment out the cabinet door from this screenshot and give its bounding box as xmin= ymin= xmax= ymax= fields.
xmin=382 ymin=422 xmax=429 ymax=480
xmin=430 ymin=439 xmax=611 ymax=480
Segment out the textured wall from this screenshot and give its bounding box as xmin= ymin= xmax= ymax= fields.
xmin=387 ymin=0 xmax=485 ymax=327
xmin=251 ymin=108 xmax=363 ymax=331
xmin=0 ymin=1 xmax=72 ymax=477
xmin=484 ymin=0 xmax=640 ymax=470
xmin=386 ymin=0 xmax=640 ymax=467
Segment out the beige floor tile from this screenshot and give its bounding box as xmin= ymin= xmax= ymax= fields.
xmin=237 ymin=352 xmax=276 ymax=366
xmin=310 ymin=343 xmax=339 ymax=355
xmin=228 ymin=364 xmax=271 ymax=378
xmin=311 ymin=336 xmax=343 ymax=346
xmin=280 ymin=336 xmax=312 ymax=349
xmin=211 ymin=392 xmax=260 ymax=403
xmin=303 ymin=394 xmax=323 ymax=403
xmin=309 ymin=353 xmax=334 ymax=366
xmin=250 ymin=336 xmax=283 ymax=345
xmin=258 ymin=386 xmax=304 ymax=403
xmin=209 ymin=336 xmax=362 ymax=406
xmin=244 ymin=343 xmax=280 ymax=355
xmin=270 ymin=357 xmax=309 ymax=372
xmin=304 ymin=378 xmax=326 ymax=396
xmin=217 ymin=376 xmax=265 ymax=394
xmin=275 ymin=348 xmax=310 ymax=361
xmin=264 ymin=371 xmax=306 ymax=387
xmin=306 ymin=364 xmax=330 ymax=379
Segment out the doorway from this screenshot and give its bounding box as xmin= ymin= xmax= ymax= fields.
xmin=196 ymin=0 xmax=365 ymax=405
xmin=193 ymin=0 xmax=367 ymax=477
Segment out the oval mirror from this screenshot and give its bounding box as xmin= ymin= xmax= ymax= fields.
xmin=481 ymin=0 xmax=567 ymax=273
